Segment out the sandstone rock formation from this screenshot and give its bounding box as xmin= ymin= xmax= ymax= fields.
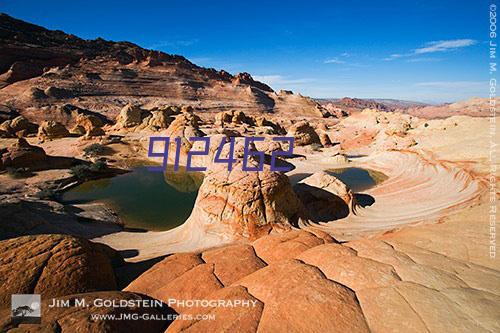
xmin=294 ymin=171 xmax=356 ymax=221
xmin=0 ymin=115 xmax=38 ymax=137
xmin=71 ymin=113 xmax=105 ymax=136
xmin=117 ymin=103 xmax=143 ymax=128
xmin=321 ymin=153 xmax=351 ymax=165
xmin=402 ymin=97 xmax=495 ymax=118
xmin=215 ymin=110 xmax=254 ymax=127
xmin=164 ymin=112 xmax=205 ymax=157
xmin=286 ymin=120 xmax=322 ymax=146
xmin=183 ymin=160 xmax=306 ymax=239
xmin=318 ymin=131 xmax=332 ymax=146
xmin=125 ymin=230 xmax=372 ymax=333
xmin=37 ymin=120 xmax=70 ymax=140
xmin=0 ymin=234 xmax=123 ymax=309
xmin=0 ymin=138 xmax=77 ymax=171
xmin=0 ymin=14 xmax=328 ymax=124
xmin=143 ymin=109 xmax=174 ymax=130
xmin=123 ymin=219 xmax=500 ymax=333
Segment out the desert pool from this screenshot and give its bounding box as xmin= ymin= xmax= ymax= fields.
xmin=61 ymin=166 xmax=203 ymax=231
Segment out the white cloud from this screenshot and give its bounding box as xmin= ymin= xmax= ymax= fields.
xmin=383 ymin=54 xmax=405 ymax=61
xmin=405 ymin=57 xmax=441 ymax=63
xmin=383 ymin=39 xmax=476 ymax=61
xmin=414 ymin=39 xmax=476 ymax=54
xmin=324 ymin=58 xmax=346 ymax=64
xmin=147 ymin=39 xmax=199 ymax=50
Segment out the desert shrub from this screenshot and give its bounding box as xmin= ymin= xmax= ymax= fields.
xmin=70 ymin=164 xmax=91 ymax=180
xmin=70 ymin=161 xmax=108 ymax=180
xmin=83 ymin=143 xmax=106 ymax=157
xmin=309 ymin=143 xmax=323 ymax=152
xmin=89 ymin=160 xmax=107 ymax=172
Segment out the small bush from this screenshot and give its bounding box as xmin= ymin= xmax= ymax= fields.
xmin=89 ymin=160 xmax=107 ymax=172
xmin=310 ymin=143 xmax=323 ymax=152
xmin=70 ymin=161 xmax=108 ymax=180
xmin=83 ymin=143 xmax=106 ymax=157
xmin=70 ymin=164 xmax=91 ymax=180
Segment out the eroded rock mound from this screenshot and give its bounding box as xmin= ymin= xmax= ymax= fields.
xmin=287 ymin=120 xmax=322 ymax=146
xmin=71 ymin=113 xmax=105 ymax=136
xmin=318 ymin=131 xmax=332 ymax=146
xmin=143 ymin=109 xmax=174 ymax=130
xmin=185 ymin=160 xmax=306 ymax=239
xmin=165 ymin=111 xmax=205 ymax=144
xmin=0 ymin=234 xmax=123 ymax=309
xmin=294 ymin=171 xmax=356 ymax=221
xmin=37 ymin=120 xmax=70 ymax=140
xmin=215 ymin=110 xmax=254 ymax=127
xmin=0 ymin=115 xmax=38 ymax=137
xmin=0 ymin=138 xmax=77 ymax=171
xmin=117 ymin=103 xmax=143 ymax=128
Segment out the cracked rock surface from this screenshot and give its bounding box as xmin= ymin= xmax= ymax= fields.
xmin=126 ymin=225 xmax=500 ymax=333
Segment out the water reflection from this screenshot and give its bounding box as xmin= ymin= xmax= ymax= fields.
xmin=61 ymin=166 xmax=203 ymax=231
xmin=163 ymin=165 xmax=204 ymax=193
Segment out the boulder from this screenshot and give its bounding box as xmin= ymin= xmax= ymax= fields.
xmin=294 ymin=171 xmax=356 ymax=221
xmin=0 ymin=138 xmax=46 ymax=170
xmin=321 ymin=153 xmax=350 ymax=165
xmin=319 ymin=131 xmax=332 ymax=146
xmin=37 ymin=120 xmax=70 ymax=140
xmin=24 ymin=87 xmax=47 ymax=99
xmin=254 ymin=116 xmax=285 ymax=134
xmin=165 ymin=112 xmax=204 ymax=142
xmin=0 ymin=138 xmax=77 ymax=172
xmin=0 ymin=234 xmax=123 ymax=309
xmin=117 ymin=103 xmax=142 ymax=128
xmin=286 ymin=121 xmax=322 ymax=146
xmin=0 ymin=116 xmax=38 ymax=137
xmin=72 ymin=113 xmax=105 ymax=136
xmin=214 ymin=110 xmax=254 ymax=127
xmin=214 ymin=110 xmax=233 ymax=126
xmin=140 ymin=108 xmax=176 ymax=130
xmin=43 ymin=86 xmax=74 ymax=98
xmin=184 ymin=159 xmax=306 ymax=239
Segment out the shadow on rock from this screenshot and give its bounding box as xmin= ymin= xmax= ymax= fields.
xmin=294 ymin=183 xmax=350 ymax=222
xmin=354 ymin=193 xmax=375 ymax=208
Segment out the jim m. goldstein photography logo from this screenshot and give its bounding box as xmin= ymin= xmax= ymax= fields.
xmin=11 ymin=294 xmax=41 ymax=324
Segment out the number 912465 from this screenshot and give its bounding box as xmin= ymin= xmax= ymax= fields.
xmin=147 ymin=136 xmax=294 ymax=172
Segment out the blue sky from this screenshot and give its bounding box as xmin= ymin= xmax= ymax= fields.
xmin=0 ymin=0 xmax=489 ymax=103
